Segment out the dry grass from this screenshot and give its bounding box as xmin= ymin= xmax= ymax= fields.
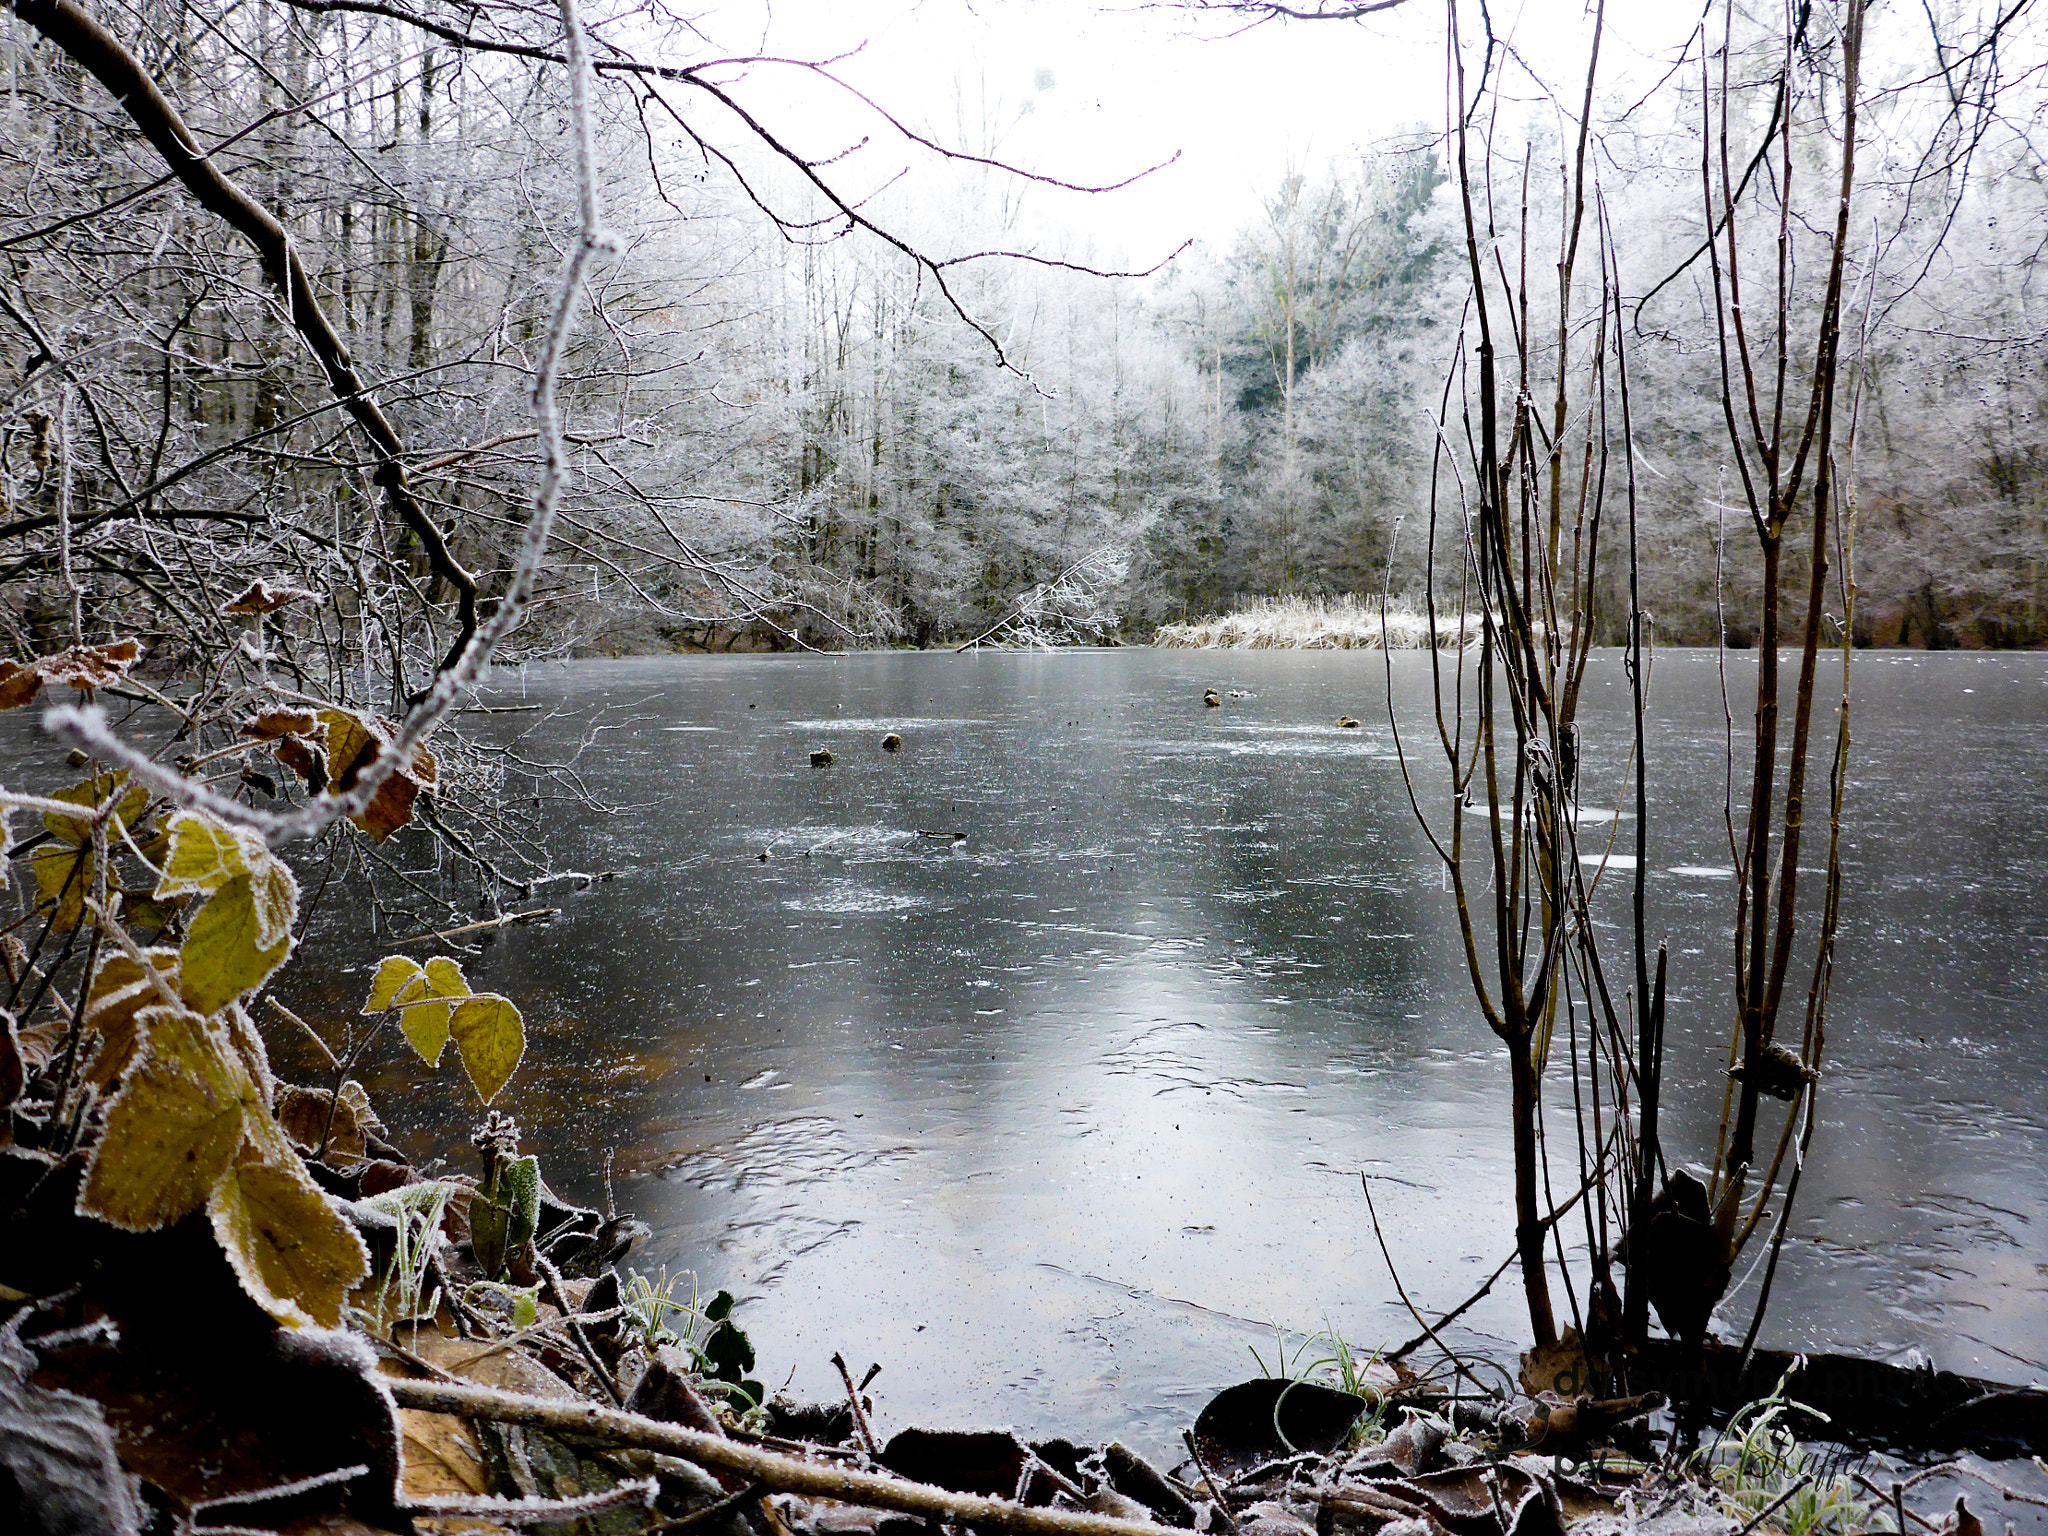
xmin=1153 ymin=595 xmax=1482 ymax=650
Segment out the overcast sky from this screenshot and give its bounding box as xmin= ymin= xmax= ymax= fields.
xmin=700 ymin=1 xmax=1703 ymax=265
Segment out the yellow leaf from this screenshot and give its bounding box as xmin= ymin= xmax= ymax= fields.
xmin=208 ymin=1148 xmax=370 ymax=1328
xmin=422 ymin=956 xmax=468 ymax=998
xmin=155 ymin=812 xmax=256 ymax=902
xmin=224 ymin=1000 xmax=274 ymax=1108
xmin=29 ymin=843 xmax=91 ymax=932
xmin=248 ymin=855 xmax=297 ymax=952
xmin=364 ymin=955 xmax=424 ymax=1012
xmin=43 ymin=772 xmax=148 ymax=847
xmin=81 ymin=947 xmax=180 ymax=1091
xmin=448 ymin=995 xmax=524 ymax=1106
xmin=396 ymin=957 xmax=468 ymax=1069
xmin=178 ymin=874 xmax=293 ymax=1014
xmin=317 ymin=708 xmax=436 ymax=842
xmin=78 ymin=1007 xmax=255 ymax=1230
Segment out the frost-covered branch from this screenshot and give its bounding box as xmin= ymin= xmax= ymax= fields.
xmin=38 ymin=0 xmax=615 ymax=846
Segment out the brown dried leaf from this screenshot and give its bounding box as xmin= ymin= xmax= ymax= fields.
xmin=275 ymin=1084 xmax=364 ymax=1158
xmin=0 ymin=660 xmax=40 ymax=710
xmin=272 ymin=733 xmax=327 ymax=794
xmin=239 ymin=708 xmax=322 ymax=742
xmin=0 ymin=639 xmax=146 ymax=709
xmin=221 ymin=580 xmax=318 ymax=615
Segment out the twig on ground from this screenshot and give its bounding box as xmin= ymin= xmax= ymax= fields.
xmin=649 ymin=1480 xmax=769 ymax=1533
xmin=384 ymin=1377 xmax=1175 ymax=1536
xmin=538 ymin=1252 xmax=625 ymax=1405
xmin=830 ymin=1350 xmax=883 ymax=1459
xmin=1181 ymin=1431 xmax=1242 ymax=1536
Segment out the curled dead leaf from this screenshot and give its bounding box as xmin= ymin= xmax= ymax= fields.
xmin=0 ymin=638 xmax=145 ymax=709
xmin=221 ymin=580 xmax=318 ymax=615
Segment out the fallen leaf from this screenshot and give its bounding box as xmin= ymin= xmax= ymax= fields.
xmin=0 ymin=1312 xmax=142 ymax=1536
xmin=275 ymin=1084 xmax=364 ymax=1158
xmin=208 ymin=1147 xmax=371 ymax=1328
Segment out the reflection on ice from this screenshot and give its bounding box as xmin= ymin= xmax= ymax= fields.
xmin=300 ymin=648 xmax=2048 ymax=1461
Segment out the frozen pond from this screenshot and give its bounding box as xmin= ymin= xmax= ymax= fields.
xmin=279 ymin=647 xmax=2048 ymax=1457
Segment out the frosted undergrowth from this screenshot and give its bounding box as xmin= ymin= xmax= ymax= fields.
xmin=1153 ymin=595 xmax=1482 ymax=650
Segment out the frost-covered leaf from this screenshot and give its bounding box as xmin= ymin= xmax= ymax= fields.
xmin=252 ymin=707 xmax=435 ymax=840
xmin=81 ymin=947 xmax=180 ymax=1091
xmin=178 ymin=872 xmax=295 ymax=1014
xmin=0 ymin=1009 xmax=21 ymax=1111
xmin=29 ymin=844 xmax=90 ymax=933
xmin=155 ymin=811 xmax=257 ymax=901
xmin=79 ymin=1007 xmax=256 ymax=1230
xmin=239 ymin=708 xmax=321 ymax=741
xmin=222 ymin=580 xmax=318 ymax=615
xmin=0 ymin=660 xmax=39 ymax=710
xmin=449 ymin=994 xmax=524 ymax=1106
xmin=422 ymin=955 xmax=467 ymax=998
xmin=0 ymin=638 xmax=145 ymax=710
xmin=208 ymin=1148 xmax=371 ymax=1328
xmin=224 ymin=1000 xmax=275 ymax=1109
xmin=396 ymin=957 xmax=470 ymax=1068
xmin=275 ymin=1084 xmax=363 ymax=1157
xmin=365 ymin=955 xmax=424 ymax=1012
xmin=0 ymin=1314 xmax=142 ymax=1536
xmin=43 ymin=771 xmax=149 ymax=846
xmin=337 ymin=1077 xmax=382 ymax=1132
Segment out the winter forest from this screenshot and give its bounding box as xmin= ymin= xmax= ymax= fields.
xmin=3 ymin=0 xmax=2044 ymax=676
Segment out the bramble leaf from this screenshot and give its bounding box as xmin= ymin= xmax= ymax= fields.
xmin=365 ymin=956 xmax=424 ymax=1012
xmin=239 ymin=708 xmax=321 ymax=741
xmin=155 ymin=812 xmax=257 ymax=902
xmin=79 ymin=1007 xmax=256 ymax=1230
xmin=81 ymin=947 xmax=180 ymax=1091
xmin=391 ymin=956 xmax=468 ymax=1067
xmin=275 ymin=1084 xmax=364 ymax=1157
xmin=29 ymin=844 xmax=91 ymax=933
xmin=222 ymin=580 xmax=318 ymax=616
xmin=208 ymin=1148 xmax=371 ymax=1328
xmin=449 ymin=994 xmax=524 ymax=1106
xmin=178 ymin=871 xmax=295 ymax=1014
xmin=0 ymin=638 xmax=145 ymax=709
xmin=43 ymin=772 xmax=149 ymax=847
